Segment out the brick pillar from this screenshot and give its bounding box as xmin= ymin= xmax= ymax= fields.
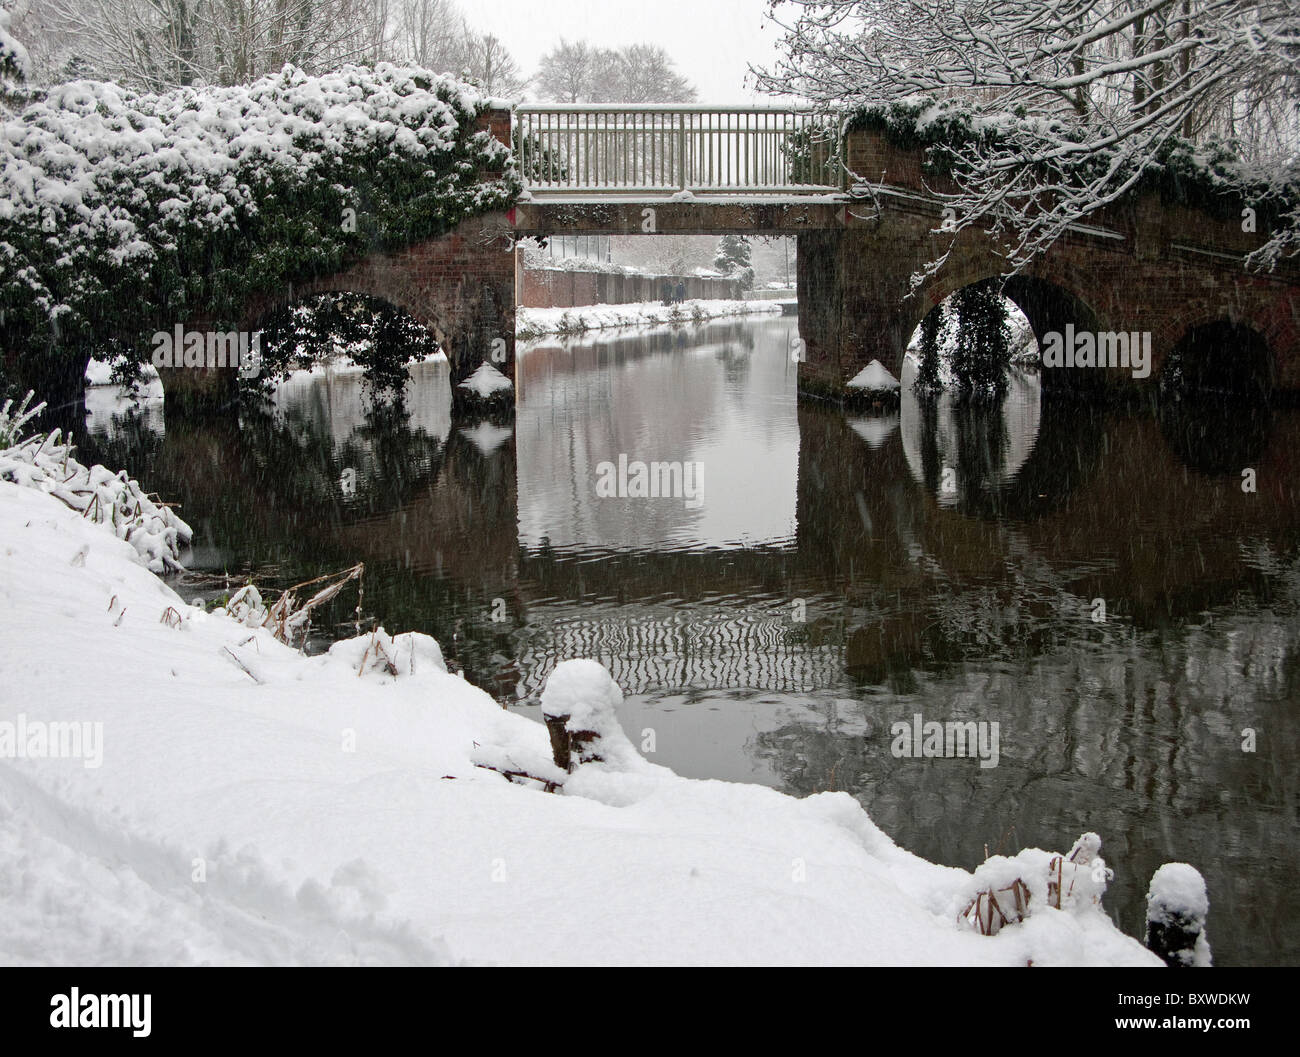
xmin=477 ymin=108 xmax=512 ymax=149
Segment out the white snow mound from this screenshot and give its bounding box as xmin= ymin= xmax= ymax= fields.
xmin=847 ymin=360 xmax=901 ymax=391
xmin=458 ymin=362 xmax=513 ymax=397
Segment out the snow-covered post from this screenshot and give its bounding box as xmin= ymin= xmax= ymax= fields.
xmin=539 ymin=659 xmax=638 ymax=773
xmin=1145 ymin=863 xmax=1212 ymax=967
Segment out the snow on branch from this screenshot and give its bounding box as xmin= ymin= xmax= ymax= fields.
xmin=0 ymin=5 xmax=29 ymax=85
xmin=756 ymin=0 xmax=1300 ymax=273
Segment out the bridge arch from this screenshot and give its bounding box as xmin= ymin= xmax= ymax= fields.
xmin=902 ymin=269 xmax=1108 ymax=394
xmin=1160 ymin=317 xmax=1275 ymax=403
xmin=242 ymin=279 xmax=448 ymax=350
xmin=241 ymin=289 xmax=449 ymax=403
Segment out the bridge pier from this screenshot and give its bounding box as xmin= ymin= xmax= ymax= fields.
xmin=795 ymin=227 xmax=921 ymax=400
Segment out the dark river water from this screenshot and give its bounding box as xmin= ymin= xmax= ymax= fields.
xmin=78 ymin=314 xmax=1300 ymax=966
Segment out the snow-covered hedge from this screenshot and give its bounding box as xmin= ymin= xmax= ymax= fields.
xmin=0 ymin=63 xmax=519 ymax=385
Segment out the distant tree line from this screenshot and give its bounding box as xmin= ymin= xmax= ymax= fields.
xmin=6 ymin=0 xmax=696 ymax=103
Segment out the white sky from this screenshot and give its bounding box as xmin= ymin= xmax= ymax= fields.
xmin=461 ymin=0 xmax=789 ymax=103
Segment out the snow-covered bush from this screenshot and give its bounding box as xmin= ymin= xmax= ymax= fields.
xmin=222 ymin=584 xmax=270 ymax=628
xmin=328 ymin=628 xmax=447 ymax=679
xmin=954 ymin=832 xmax=1113 ymax=937
xmin=0 ymin=396 xmax=192 ymax=573
xmin=0 ymin=64 xmax=519 ymax=389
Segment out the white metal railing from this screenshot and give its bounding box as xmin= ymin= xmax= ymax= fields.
xmin=515 ymin=105 xmax=844 ymax=196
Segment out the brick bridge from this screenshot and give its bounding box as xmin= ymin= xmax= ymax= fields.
xmin=163 ymin=104 xmax=1300 ymax=411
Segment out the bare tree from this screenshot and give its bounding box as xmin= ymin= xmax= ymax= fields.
xmin=755 ymin=0 xmax=1300 ymax=273
xmin=534 ymin=40 xmax=696 ymax=103
xmin=605 ymin=43 xmax=696 ymax=103
xmin=357 ymin=0 xmax=393 ymax=63
xmin=610 ymin=234 xmax=714 ymax=275
xmin=393 ymin=0 xmax=471 ymax=70
xmin=468 ymin=31 xmax=526 ymax=97
xmin=5 ymin=0 xmax=86 ymax=82
xmin=534 ymin=37 xmax=593 ymax=103
xmin=390 ymin=0 xmax=525 ymax=96
xmin=35 ymin=0 xmax=385 ymax=88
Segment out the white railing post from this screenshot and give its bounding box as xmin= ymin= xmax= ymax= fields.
xmin=677 ymin=113 xmax=687 ymax=191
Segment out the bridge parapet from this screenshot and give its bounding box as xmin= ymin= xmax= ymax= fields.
xmin=516 ymin=105 xmax=844 ymax=197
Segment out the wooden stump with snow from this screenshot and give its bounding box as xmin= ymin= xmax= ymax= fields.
xmin=540 ymin=659 xmax=639 ymax=773
xmin=1145 ymin=863 xmax=1212 ymax=967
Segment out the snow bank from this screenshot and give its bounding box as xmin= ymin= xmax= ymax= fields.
xmin=0 ymin=458 xmax=1164 ymax=965
xmin=517 ymin=298 xmax=781 ymax=338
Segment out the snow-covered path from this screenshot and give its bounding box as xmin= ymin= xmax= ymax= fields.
xmin=0 ymin=476 xmax=1160 ymax=966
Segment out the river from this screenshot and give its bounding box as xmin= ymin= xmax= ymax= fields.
xmin=78 ymin=313 xmax=1300 ymax=966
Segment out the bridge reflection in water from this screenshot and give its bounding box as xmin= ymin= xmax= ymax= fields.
xmin=78 ymin=314 xmax=1300 ymax=966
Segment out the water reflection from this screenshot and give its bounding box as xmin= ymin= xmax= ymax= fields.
xmin=76 ymin=315 xmax=1300 ymax=966
xmin=899 ymin=364 xmax=1043 ymax=503
xmin=516 ymin=319 xmax=800 ymax=553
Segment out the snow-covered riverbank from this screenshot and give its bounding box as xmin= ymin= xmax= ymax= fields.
xmin=516 ymin=298 xmax=781 ymax=340
xmin=0 ymin=433 xmax=1163 ymax=965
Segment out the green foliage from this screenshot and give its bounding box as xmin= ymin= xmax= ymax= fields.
xmin=713 ymin=234 xmax=754 ymax=289
xmin=514 ymin=126 xmax=568 ymax=182
xmin=914 ymin=302 xmax=943 ymax=393
xmin=781 ymin=121 xmax=842 ymax=187
xmin=950 ymin=281 xmax=1009 ymax=397
xmin=254 ymin=292 xmax=441 ymax=398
